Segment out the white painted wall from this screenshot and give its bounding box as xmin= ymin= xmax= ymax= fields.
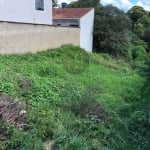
xmin=0 ymin=0 xmax=52 ymax=25
xmin=80 ymin=8 xmax=94 ymax=52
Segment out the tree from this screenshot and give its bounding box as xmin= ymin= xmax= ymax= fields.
xmin=127 ymin=6 xmax=147 ymax=22
xmin=137 ymin=14 xmax=150 ymax=28
xmin=94 ymin=5 xmax=132 ymax=56
xmin=143 ymin=27 xmax=150 ymax=51
xmin=129 ymin=9 xmax=150 ymax=51
xmin=68 ymin=0 xmax=100 ymax=8
xmin=133 ymin=23 xmax=144 ymax=37
xmin=52 ymin=0 xmax=57 ymax=7
xmin=125 ymin=45 xmax=147 ymax=60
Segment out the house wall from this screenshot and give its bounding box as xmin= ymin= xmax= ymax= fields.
xmin=0 ymin=0 xmax=52 ymax=25
xmin=0 ymin=22 xmax=80 ymax=54
xmin=80 ymin=9 xmax=94 ymax=52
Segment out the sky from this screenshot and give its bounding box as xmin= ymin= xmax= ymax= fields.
xmin=101 ymin=0 xmax=150 ymax=11
xmin=58 ymin=0 xmax=150 ymax=12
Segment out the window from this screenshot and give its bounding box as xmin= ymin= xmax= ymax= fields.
xmin=35 ymin=0 xmax=44 ymax=11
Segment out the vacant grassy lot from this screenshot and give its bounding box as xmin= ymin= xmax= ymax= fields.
xmin=0 ymin=45 xmax=149 ymax=150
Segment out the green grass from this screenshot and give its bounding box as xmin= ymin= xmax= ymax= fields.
xmin=0 ymin=45 xmax=149 ymax=150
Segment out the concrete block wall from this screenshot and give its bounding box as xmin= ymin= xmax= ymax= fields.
xmin=0 ymin=22 xmax=80 ymax=54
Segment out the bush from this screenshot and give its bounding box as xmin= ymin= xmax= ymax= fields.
xmin=63 ymin=136 xmax=89 ymax=150
xmin=126 ymin=45 xmax=147 ymax=61
xmin=63 ymin=83 xmax=106 ymax=120
xmin=5 ymin=129 xmax=43 ymax=150
xmin=60 ymin=45 xmax=89 ymax=75
xmin=100 ymin=53 xmax=112 ymax=60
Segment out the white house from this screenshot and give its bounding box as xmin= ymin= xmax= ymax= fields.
xmin=0 ymin=0 xmax=52 ymax=25
xmin=0 ymin=1 xmax=95 ymax=54
xmin=53 ymin=8 xmax=95 ymax=52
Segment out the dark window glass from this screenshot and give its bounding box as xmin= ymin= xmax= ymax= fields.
xmin=35 ymin=0 xmax=44 ymax=11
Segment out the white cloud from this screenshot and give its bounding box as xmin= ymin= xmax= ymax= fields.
xmin=101 ymin=0 xmax=133 ymax=11
xmin=118 ymin=0 xmax=133 ymax=10
xmin=101 ymin=0 xmax=115 ymax=3
xmin=101 ymin=0 xmax=150 ymax=11
xmin=136 ymin=0 xmax=150 ymax=11
xmin=139 ymin=0 xmax=150 ymax=5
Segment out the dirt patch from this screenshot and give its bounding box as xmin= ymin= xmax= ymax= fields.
xmin=0 ymin=94 xmax=27 ymax=129
xmin=77 ymin=101 xmax=107 ymax=123
xmin=89 ymin=102 xmax=107 ymax=120
xmin=17 ymin=77 xmax=33 ymax=97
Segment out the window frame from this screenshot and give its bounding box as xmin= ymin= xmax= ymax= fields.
xmin=35 ymin=0 xmax=44 ymax=11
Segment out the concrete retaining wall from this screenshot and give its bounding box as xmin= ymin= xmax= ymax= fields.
xmin=0 ymin=22 xmax=80 ymax=54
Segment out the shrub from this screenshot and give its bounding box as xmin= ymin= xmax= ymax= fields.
xmin=133 ymin=45 xmax=147 ymax=60
xmin=5 ymin=129 xmax=43 ymax=150
xmin=126 ymin=45 xmax=147 ymax=61
xmin=100 ymin=53 xmax=112 ymax=60
xmin=60 ymin=45 xmax=89 ymax=75
xmin=132 ymin=40 xmax=148 ymax=50
xmin=63 ymin=136 xmax=89 ymax=150
xmin=16 ymin=75 xmax=33 ymax=97
xmin=63 ymin=83 xmax=106 ymax=119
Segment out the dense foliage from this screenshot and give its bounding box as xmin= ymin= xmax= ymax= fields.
xmin=0 ymin=45 xmax=149 ymax=150
xmin=67 ymin=0 xmax=100 ymax=8
xmin=94 ymin=5 xmax=132 ymax=56
xmin=52 ymin=0 xmax=57 ymax=7
xmin=68 ymin=1 xmax=150 ymax=56
xmin=127 ymin=6 xmax=150 ymax=52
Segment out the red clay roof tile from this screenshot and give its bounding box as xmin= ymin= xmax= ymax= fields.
xmin=53 ymin=8 xmax=92 ymax=19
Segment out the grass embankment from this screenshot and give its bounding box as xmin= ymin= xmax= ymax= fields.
xmin=0 ymin=45 xmax=149 ymax=150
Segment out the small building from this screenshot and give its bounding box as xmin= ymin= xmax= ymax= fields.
xmin=0 ymin=0 xmax=52 ymax=25
xmin=0 ymin=1 xmax=95 ymax=54
xmin=53 ymin=8 xmax=95 ymax=52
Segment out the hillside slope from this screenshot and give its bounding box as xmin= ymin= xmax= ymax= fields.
xmin=0 ymin=45 xmax=149 ymax=150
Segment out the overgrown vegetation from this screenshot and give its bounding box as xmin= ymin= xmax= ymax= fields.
xmin=0 ymin=45 xmax=149 ymax=150
xmin=1 ymin=0 xmax=150 ymax=149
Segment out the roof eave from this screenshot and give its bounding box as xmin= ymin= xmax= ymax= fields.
xmin=53 ymin=18 xmax=80 ymax=20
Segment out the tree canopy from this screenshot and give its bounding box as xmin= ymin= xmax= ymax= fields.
xmin=68 ymin=0 xmax=100 ymax=8
xmin=94 ymin=5 xmax=132 ymax=56
xmin=52 ymin=0 xmax=57 ymax=7
xmin=127 ymin=6 xmax=147 ymax=22
xmin=127 ymin=6 xmax=150 ymax=51
xmin=68 ymin=0 xmax=150 ymax=55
